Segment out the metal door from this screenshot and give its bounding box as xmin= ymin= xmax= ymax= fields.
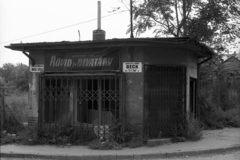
xmin=144 ymin=65 xmax=186 ymax=139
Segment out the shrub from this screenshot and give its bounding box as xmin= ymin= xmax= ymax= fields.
xmin=224 ymin=107 xmax=240 ymax=127
xmin=88 ymin=139 xmax=121 ymax=150
xmin=128 ymin=135 xmax=143 ymax=148
xmin=17 ymin=126 xmax=42 ymax=145
xmin=5 ymin=91 xmax=28 ymax=123
xmin=170 ymin=113 xmax=203 ymax=142
xmin=0 ymin=132 xmax=18 ymax=145
xmin=37 ymin=123 xmax=97 ymax=145
xmin=199 ymin=84 xmax=240 ymax=129
xmin=185 ymin=116 xmax=203 ymax=141
xmin=108 ymin=118 xmax=125 ymax=144
xmin=171 ymin=114 xmax=188 ymax=138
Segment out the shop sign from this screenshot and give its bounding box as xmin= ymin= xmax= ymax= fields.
xmin=123 ymin=62 xmax=142 ymax=73
xmin=30 ymin=64 xmax=44 ymax=72
xmin=44 ymin=52 xmax=119 ymax=71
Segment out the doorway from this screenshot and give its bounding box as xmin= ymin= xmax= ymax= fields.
xmin=190 ymin=78 xmax=197 ymax=118
xmin=144 ymin=65 xmax=186 ymax=139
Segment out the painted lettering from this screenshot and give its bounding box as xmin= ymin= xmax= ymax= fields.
xmin=108 ymin=58 xmax=113 ymax=66
xmin=50 ymin=56 xmax=56 ymax=66
xmin=102 ymin=58 xmax=108 ymax=66
xmin=55 ymin=58 xmax=60 ymax=66
xmin=97 ymin=57 xmax=102 ymax=66
xmin=49 ymin=55 xmax=115 ymax=68
xmin=67 ymin=59 xmax=72 ymax=67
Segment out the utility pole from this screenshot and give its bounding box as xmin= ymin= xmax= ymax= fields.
xmin=130 ymin=0 xmax=134 ymax=38
xmin=0 ymin=84 xmax=5 ymax=133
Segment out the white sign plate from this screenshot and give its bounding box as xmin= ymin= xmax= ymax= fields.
xmin=123 ymin=62 xmax=142 ymax=73
xmin=30 ymin=64 xmax=44 ymax=72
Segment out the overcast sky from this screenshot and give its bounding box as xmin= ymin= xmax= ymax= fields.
xmin=0 ymin=0 xmax=153 ymax=67
xmin=1 ymin=0 xmax=239 ymax=67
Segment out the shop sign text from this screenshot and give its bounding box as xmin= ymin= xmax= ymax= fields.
xmin=45 ymin=52 xmax=119 ymax=71
xmin=123 ymin=62 xmax=142 ymax=73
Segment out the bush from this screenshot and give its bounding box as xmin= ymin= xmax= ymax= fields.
xmin=17 ymin=126 xmax=43 ymax=145
xmin=88 ymin=139 xmax=121 ymax=150
xmin=170 ymin=114 xmax=203 ymax=142
xmin=0 ymin=132 xmax=18 ymax=145
xmin=5 ymin=91 xmax=28 ymax=123
xmin=128 ymin=134 xmax=143 ymax=148
xmin=199 ymin=85 xmax=240 ymax=129
xmin=224 ymin=107 xmax=240 ymax=127
xmin=185 ymin=116 xmax=203 ymax=141
xmin=200 ymin=104 xmax=225 ymax=129
xmin=37 ymin=123 xmax=97 ymax=145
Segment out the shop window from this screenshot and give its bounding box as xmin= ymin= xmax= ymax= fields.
xmin=39 ymin=75 xmax=121 ymax=127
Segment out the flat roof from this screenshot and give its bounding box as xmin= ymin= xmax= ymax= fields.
xmin=5 ymin=37 xmax=214 ymax=58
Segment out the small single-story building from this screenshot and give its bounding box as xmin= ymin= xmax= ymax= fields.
xmin=5 ymin=37 xmax=213 ymax=140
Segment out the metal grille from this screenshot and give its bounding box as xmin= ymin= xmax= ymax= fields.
xmin=144 ymin=65 xmax=186 ymax=139
xmin=39 ymin=74 xmax=121 ymax=141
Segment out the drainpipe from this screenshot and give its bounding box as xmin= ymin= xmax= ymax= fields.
xmin=22 ymin=48 xmax=35 ymax=65
xmin=196 ymin=54 xmax=212 ymax=118
xmin=198 ymin=54 xmax=212 ymax=66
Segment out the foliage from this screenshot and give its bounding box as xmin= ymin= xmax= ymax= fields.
xmin=0 ymin=63 xmax=29 ymax=91
xmin=199 ymin=55 xmax=240 ymax=129
xmin=126 ymin=0 xmax=240 ymax=53
xmin=5 ymin=91 xmax=28 ymax=123
xmin=88 ymin=139 xmax=122 ymax=150
xmin=170 ymin=113 xmax=203 ymax=142
xmin=108 ymin=118 xmax=125 ymax=144
xmin=199 ymin=76 xmax=240 ymax=128
xmin=0 ymin=104 xmax=25 ymax=134
xmin=171 ymin=113 xmax=188 ymax=138
xmin=88 ymin=118 xmax=124 ymax=150
xmin=0 ymin=134 xmax=19 ymax=145
xmin=37 ymin=123 xmax=97 ymax=145
xmin=17 ymin=126 xmax=42 ymax=145
xmin=185 ymin=115 xmax=203 ymax=141
xmin=127 ymin=133 xmax=143 ymax=148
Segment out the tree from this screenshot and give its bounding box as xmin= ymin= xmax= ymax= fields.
xmin=127 ymin=0 xmax=240 ymax=53
xmin=0 ymin=63 xmax=29 ymax=92
xmin=0 ymin=63 xmax=15 ymax=84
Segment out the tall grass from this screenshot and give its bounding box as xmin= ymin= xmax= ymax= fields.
xmin=5 ymin=91 xmax=28 ymax=123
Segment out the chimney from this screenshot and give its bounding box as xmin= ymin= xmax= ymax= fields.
xmin=93 ymin=1 xmax=106 ymax=41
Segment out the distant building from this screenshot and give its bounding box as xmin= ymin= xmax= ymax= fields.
xmin=221 ymin=56 xmax=240 ymax=78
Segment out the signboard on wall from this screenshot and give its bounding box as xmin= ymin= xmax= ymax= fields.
xmin=44 ymin=51 xmax=119 ymax=71
xmin=30 ymin=64 xmax=44 ymax=72
xmin=123 ymin=62 xmax=142 ymax=73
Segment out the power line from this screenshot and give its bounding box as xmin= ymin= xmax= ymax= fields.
xmin=0 ymin=10 xmax=128 ymax=45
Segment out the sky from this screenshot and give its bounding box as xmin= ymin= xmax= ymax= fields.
xmin=0 ymin=0 xmax=153 ymax=67
xmin=1 ymin=0 xmax=239 ymax=67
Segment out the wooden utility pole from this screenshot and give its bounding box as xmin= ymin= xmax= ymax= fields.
xmin=0 ymin=85 xmax=5 ymax=133
xmin=130 ymin=0 xmax=134 ymax=38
